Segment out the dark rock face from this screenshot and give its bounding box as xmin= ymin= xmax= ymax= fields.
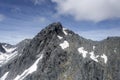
xmin=0 ymin=22 xmax=120 ymax=80
xmin=1 ymin=43 xmax=14 ymax=49
xmin=0 ymin=43 xmax=6 ymax=53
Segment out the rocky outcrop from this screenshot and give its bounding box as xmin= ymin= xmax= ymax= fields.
xmin=0 ymin=22 xmax=120 ymax=80
xmin=16 ymin=39 xmax=31 ymax=54
xmin=0 ymin=43 xmax=6 ymax=53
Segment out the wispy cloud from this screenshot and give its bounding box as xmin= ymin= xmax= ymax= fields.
xmin=78 ymin=28 xmax=120 ymax=41
xmin=0 ymin=14 xmax=5 ymax=22
xmin=32 ymin=0 xmax=45 ymax=5
xmin=11 ymin=7 xmax=21 ymax=14
xmin=32 ymin=16 xmax=52 ymax=27
xmin=52 ymin=0 xmax=120 ymax=22
xmin=0 ymin=28 xmax=36 ymax=45
xmin=0 ymin=34 xmax=32 ymax=45
xmin=38 ymin=17 xmax=46 ymax=23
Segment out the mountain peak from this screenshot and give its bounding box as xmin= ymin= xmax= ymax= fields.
xmin=48 ymin=22 xmax=62 ymax=28
xmin=1 ymin=23 xmax=120 ymax=80
xmin=45 ymin=22 xmax=63 ymax=34
xmin=35 ymin=22 xmax=66 ymax=39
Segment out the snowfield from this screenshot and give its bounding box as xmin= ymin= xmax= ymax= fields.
xmin=0 ymin=46 xmax=17 ymax=67
xmin=59 ymin=41 xmax=69 ymax=49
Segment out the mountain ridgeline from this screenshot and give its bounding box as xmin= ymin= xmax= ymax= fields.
xmin=0 ymin=22 xmax=120 ymax=80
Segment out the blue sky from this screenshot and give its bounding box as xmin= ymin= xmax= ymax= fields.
xmin=0 ymin=0 xmax=120 ymax=44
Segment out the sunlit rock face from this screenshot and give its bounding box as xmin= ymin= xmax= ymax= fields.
xmin=0 ymin=22 xmax=120 ymax=80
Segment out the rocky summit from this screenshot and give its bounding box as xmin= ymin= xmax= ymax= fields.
xmin=0 ymin=22 xmax=120 ymax=80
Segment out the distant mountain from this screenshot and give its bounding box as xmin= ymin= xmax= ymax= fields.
xmin=0 ymin=22 xmax=120 ymax=80
xmin=0 ymin=39 xmax=31 ymax=67
xmin=1 ymin=43 xmax=14 ymax=49
xmin=0 ymin=43 xmax=17 ymax=67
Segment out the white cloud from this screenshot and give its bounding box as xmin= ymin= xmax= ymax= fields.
xmin=33 ymin=16 xmax=49 ymax=24
xmin=38 ymin=17 xmax=47 ymax=23
xmin=0 ymin=14 xmax=5 ymax=22
xmin=32 ymin=0 xmax=45 ymax=5
xmin=78 ymin=28 xmax=120 ymax=41
xmin=52 ymin=0 xmax=120 ymax=22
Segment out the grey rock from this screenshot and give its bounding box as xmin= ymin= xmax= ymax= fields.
xmin=0 ymin=43 xmax=6 ymax=53
xmin=16 ymin=39 xmax=31 ymax=54
xmin=0 ymin=22 xmax=120 ymax=80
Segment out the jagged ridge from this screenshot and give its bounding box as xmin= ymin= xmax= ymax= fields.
xmin=0 ymin=22 xmax=120 ymax=80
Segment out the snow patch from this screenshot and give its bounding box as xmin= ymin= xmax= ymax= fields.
xmin=78 ymin=47 xmax=108 ymax=64
xmin=4 ymin=44 xmax=7 ymax=47
xmin=0 ymin=52 xmax=8 ymax=60
xmin=60 ymin=41 xmax=69 ymax=49
xmin=114 ymin=48 xmax=117 ymax=53
xmin=63 ymin=28 xmax=68 ymax=35
xmin=78 ymin=47 xmax=88 ymax=58
xmin=89 ymin=51 xmax=99 ymax=62
xmin=13 ymin=54 xmax=43 ymax=80
xmin=2 ymin=46 xmax=16 ymax=53
xmin=57 ymin=35 xmax=63 ymax=39
xmin=0 ymin=72 xmax=9 ymax=80
xmin=0 ymin=51 xmax=18 ymax=67
xmin=93 ymin=46 xmax=96 ymax=50
xmin=78 ymin=47 xmax=99 ymax=62
xmin=101 ymin=54 xmax=108 ymax=64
